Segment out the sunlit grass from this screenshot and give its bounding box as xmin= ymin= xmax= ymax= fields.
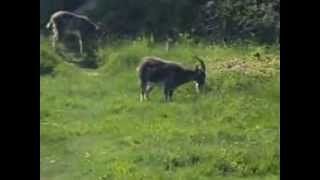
xmin=40 ymin=38 xmax=279 ymax=180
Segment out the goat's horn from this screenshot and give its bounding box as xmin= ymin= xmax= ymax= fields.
xmin=194 ymin=56 xmax=206 ymax=71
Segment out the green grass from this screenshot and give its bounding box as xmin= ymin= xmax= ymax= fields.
xmin=40 ymin=38 xmax=280 ymax=180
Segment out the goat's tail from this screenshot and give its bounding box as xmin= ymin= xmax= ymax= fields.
xmin=136 ymin=59 xmax=144 ymax=72
xmin=46 ymin=20 xmax=52 ymax=29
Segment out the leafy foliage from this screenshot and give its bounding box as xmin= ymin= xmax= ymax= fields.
xmin=40 ymin=0 xmax=280 ymax=43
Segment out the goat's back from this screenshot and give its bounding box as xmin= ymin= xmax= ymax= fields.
xmin=137 ymin=57 xmax=185 ymax=82
xmin=137 ymin=57 xmax=182 ymax=72
xmin=49 ymin=11 xmax=98 ymax=36
xmin=50 ymin=11 xmax=89 ymax=22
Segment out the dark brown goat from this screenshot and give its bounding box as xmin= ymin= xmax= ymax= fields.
xmin=137 ymin=56 xmax=206 ymax=102
xmin=46 ymin=11 xmax=106 ymax=55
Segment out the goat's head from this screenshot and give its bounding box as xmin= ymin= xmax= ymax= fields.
xmin=193 ymin=56 xmax=206 ymax=92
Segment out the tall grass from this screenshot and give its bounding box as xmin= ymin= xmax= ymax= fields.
xmin=40 ymin=37 xmax=279 ymax=180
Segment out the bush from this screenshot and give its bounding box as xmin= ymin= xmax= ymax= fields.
xmin=40 ymin=43 xmax=60 ymax=75
xmin=91 ymin=0 xmax=279 ymax=43
xmin=40 ymin=0 xmax=279 ymax=43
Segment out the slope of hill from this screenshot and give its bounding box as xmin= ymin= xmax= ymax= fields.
xmin=40 ymin=38 xmax=280 ymax=180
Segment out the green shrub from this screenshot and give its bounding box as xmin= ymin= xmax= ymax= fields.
xmin=40 ymin=42 xmax=60 ymax=75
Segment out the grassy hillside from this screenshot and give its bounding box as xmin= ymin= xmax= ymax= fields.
xmin=40 ymin=38 xmax=280 ymax=180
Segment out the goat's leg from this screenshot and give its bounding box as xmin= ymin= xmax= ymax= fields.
xmin=145 ymin=83 xmax=154 ymax=100
xmin=79 ymin=35 xmax=83 ymax=55
xmin=52 ymin=35 xmax=56 ymax=49
xmin=168 ymin=90 xmax=174 ymax=101
xmin=164 ymin=81 xmax=175 ymax=102
xmin=52 ymin=33 xmax=58 ymax=50
xmin=140 ymin=81 xmax=147 ymax=102
xmin=164 ymin=87 xmax=172 ymax=102
xmin=52 ymin=25 xmax=59 ymax=50
xmin=75 ymin=32 xmax=83 ymax=55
